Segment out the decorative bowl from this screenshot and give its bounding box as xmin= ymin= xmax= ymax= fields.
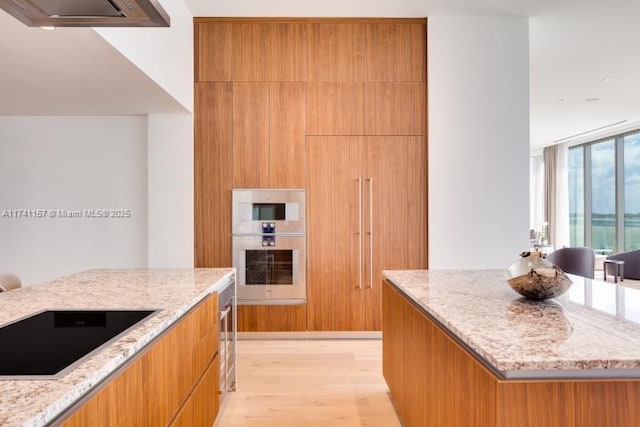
xmin=505 ymin=251 xmax=573 ymax=301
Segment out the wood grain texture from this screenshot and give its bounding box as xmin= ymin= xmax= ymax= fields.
xmin=233 ymin=82 xmax=270 ymax=188
xmin=572 ymin=381 xmax=640 ymax=427
xmin=232 ymin=22 xmax=307 ymax=81
xmin=364 ymin=137 xmax=427 ymax=330
xmin=269 ymin=82 xmax=306 ymax=188
xmin=170 ymin=355 xmax=220 ymax=427
xmin=194 ymin=83 xmax=233 ymax=268
xmin=365 ymin=22 xmax=426 ymax=82
xmin=307 ymin=22 xmax=366 ymax=81
xmin=364 ymin=82 xmax=425 ymax=135
xmin=62 ymin=294 xmax=220 ymax=427
xmin=195 ymin=17 xmax=426 ymax=24
xmin=496 ymin=381 xmax=576 ymax=427
xmin=306 ymin=82 xmax=365 ymax=135
xmin=216 ymin=340 xmax=400 ymax=426
xmin=385 ymin=281 xmax=640 ymax=427
xmin=195 ymin=22 xmax=232 ymax=82
xmin=307 ymin=136 xmax=366 ymax=331
xmin=383 ymin=281 xmax=497 ymax=426
xmin=237 ymin=304 xmax=307 ymax=332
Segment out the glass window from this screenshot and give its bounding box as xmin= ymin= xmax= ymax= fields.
xmin=624 ymin=132 xmax=640 ymax=251
xmin=568 ymin=147 xmax=584 ymax=247
xmin=590 ymin=139 xmax=616 ymax=254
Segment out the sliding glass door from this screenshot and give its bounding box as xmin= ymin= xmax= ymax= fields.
xmin=624 ymin=133 xmax=640 ymax=251
xmin=569 ymin=130 xmax=640 ymax=254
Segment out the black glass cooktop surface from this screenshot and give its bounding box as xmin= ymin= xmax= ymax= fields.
xmin=0 ymin=310 xmax=156 ymax=378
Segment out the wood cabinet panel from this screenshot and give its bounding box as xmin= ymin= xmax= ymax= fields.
xmin=233 ymin=82 xmax=270 ymax=188
xmin=383 ymin=281 xmax=497 ymax=426
xmin=170 ymin=354 xmax=220 ymax=427
xmin=270 ymin=82 xmax=306 ymax=188
xmin=385 ymin=281 xmax=640 ymax=427
xmin=307 ymin=136 xmax=366 ymax=331
xmin=307 ymin=22 xmax=366 ymax=81
xmin=195 ymin=83 xmax=233 ymax=268
xmin=365 ymin=22 xmax=426 ymax=82
xmin=307 ymin=136 xmax=427 ymax=331
xmin=364 ymin=137 xmax=427 ymax=330
xmin=232 ymin=22 xmax=307 ymax=81
xmin=62 ymin=294 xmax=220 ymax=427
xmin=306 ymin=82 xmax=365 ymax=135
xmin=572 ymin=381 xmax=640 ymax=427
xmin=364 ymin=82 xmax=425 ymax=135
xmin=238 ymin=304 xmax=307 ymax=332
xmin=496 ymin=382 xmax=576 ymax=427
xmin=195 ymin=22 xmax=232 ymax=82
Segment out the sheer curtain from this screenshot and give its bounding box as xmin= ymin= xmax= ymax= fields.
xmin=544 ymin=143 xmax=570 ymax=249
xmin=530 ymin=155 xmax=544 ymax=233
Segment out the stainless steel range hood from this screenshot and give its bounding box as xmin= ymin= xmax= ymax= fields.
xmin=0 ymin=0 xmax=170 ymax=27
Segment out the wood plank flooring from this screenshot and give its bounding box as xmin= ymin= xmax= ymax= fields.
xmin=216 ymin=340 xmax=401 ymax=426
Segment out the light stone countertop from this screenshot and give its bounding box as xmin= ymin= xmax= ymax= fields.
xmin=0 ymin=268 xmax=235 ymax=427
xmin=383 ymin=269 xmax=640 ymax=379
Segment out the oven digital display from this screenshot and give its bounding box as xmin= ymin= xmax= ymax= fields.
xmin=252 ymin=203 xmax=286 ymax=221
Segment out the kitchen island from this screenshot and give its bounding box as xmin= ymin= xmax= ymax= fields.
xmin=0 ymin=268 xmax=234 ymax=427
xmin=383 ymin=269 xmax=640 ymax=427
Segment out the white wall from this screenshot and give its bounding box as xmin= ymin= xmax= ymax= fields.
xmin=428 ymin=16 xmax=530 ymax=269
xmin=95 ymin=0 xmax=194 ymax=113
xmin=0 ymin=116 xmax=148 ymax=285
xmin=147 ymin=114 xmax=194 ymax=267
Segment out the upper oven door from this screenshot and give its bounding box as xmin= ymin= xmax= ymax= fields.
xmin=233 ymin=234 xmax=306 ymax=304
xmin=232 ymin=189 xmax=305 ymax=235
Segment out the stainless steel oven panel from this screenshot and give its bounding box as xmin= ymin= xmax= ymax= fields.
xmin=233 ymin=234 xmax=306 ymax=304
xmin=232 ymin=189 xmax=305 ymax=235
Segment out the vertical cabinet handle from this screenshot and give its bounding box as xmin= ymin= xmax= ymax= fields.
xmin=368 ymin=178 xmax=374 ymax=289
xmin=357 ymin=178 xmax=363 ymax=289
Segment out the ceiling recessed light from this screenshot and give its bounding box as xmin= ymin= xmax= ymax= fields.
xmin=39 ymin=26 xmax=56 ymax=30
xmin=585 ymin=97 xmax=600 ymax=102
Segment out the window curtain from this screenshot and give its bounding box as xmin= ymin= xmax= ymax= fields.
xmin=544 ymin=143 xmax=570 ymax=249
xmin=530 ymin=155 xmax=544 ymax=233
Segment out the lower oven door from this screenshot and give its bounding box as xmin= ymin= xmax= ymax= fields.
xmin=233 ymin=234 xmax=306 ymax=304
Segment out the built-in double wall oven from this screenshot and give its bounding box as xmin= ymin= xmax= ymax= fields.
xmin=232 ymin=189 xmax=306 ymax=305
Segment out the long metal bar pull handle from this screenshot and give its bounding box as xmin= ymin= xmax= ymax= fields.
xmin=368 ymin=178 xmax=374 ymax=289
xmin=357 ymin=178 xmax=363 ymax=289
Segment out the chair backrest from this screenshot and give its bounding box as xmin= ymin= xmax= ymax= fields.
xmin=546 ymin=247 xmax=595 ymax=279
xmin=0 ymin=273 xmax=22 ymax=292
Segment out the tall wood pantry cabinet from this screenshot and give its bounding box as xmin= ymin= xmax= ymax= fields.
xmin=194 ymin=18 xmax=428 ymax=332
xmin=307 ymin=136 xmax=427 ymax=331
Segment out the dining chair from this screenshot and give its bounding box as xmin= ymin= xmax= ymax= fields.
xmin=546 ymin=247 xmax=595 ymax=279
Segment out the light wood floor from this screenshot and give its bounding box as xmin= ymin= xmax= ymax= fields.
xmin=215 ymin=340 xmax=401 ymax=427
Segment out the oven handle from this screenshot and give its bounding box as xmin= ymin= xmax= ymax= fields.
xmin=357 ymin=177 xmax=363 ymax=289
xmin=368 ymin=178 xmax=374 ymax=289
xmin=220 ymin=304 xmax=230 ymax=393
xmin=220 ymin=305 xmax=231 ymax=319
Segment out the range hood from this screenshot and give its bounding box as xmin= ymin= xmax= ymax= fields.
xmin=0 ymin=0 xmax=170 ymax=27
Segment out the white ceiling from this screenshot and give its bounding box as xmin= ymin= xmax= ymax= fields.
xmin=0 ymin=10 xmax=186 ymax=115
xmin=1 ymin=0 xmax=640 ymax=151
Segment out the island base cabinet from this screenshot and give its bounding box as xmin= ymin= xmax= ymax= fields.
xmin=382 ymin=280 xmax=640 ymax=427
xmin=170 ymin=354 xmax=220 ymax=427
xmin=60 ymin=293 xmax=220 ymax=427
xmin=382 ymin=280 xmax=496 ymax=427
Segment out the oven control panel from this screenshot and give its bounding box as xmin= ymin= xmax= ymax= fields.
xmin=261 ymin=222 xmax=275 ymax=234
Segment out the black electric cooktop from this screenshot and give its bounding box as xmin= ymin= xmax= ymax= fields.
xmin=0 ymin=310 xmax=156 ymax=378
